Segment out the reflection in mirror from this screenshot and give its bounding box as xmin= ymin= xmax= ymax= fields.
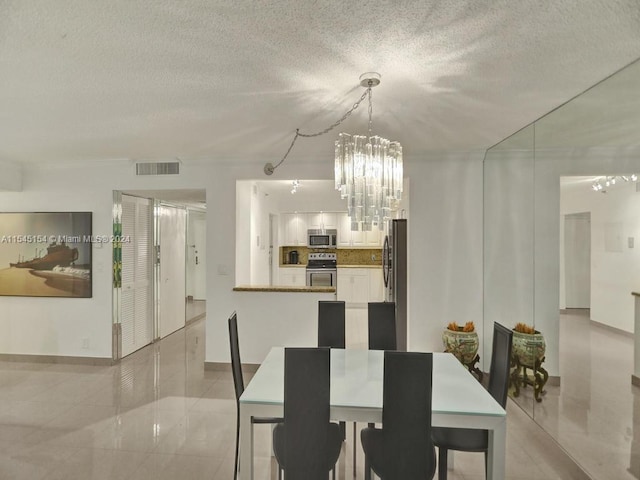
xmin=483 ymin=124 xmax=535 ymax=418
xmin=485 ymin=56 xmax=640 ymax=480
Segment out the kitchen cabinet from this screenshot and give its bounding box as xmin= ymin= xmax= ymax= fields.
xmin=337 ymin=212 xmax=383 ymax=247
xmin=278 ymin=267 xmax=306 ymax=286
xmin=369 ymin=268 xmax=384 ymax=302
xmin=308 ymin=212 xmax=338 ymax=231
xmin=337 ymin=267 xmax=380 ymax=305
xmin=281 ymin=213 xmax=308 ymax=246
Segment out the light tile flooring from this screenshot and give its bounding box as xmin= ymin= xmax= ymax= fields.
xmin=0 ymin=306 xmax=613 ymax=480
xmin=510 ymin=308 xmax=639 ymax=480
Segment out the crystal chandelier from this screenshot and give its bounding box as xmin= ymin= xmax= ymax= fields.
xmin=264 ymin=72 xmax=403 ymax=231
xmin=334 ymin=73 xmax=402 ymax=231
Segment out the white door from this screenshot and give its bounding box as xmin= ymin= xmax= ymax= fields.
xmin=187 ymin=210 xmax=206 ymax=300
xmin=159 ymin=204 xmax=187 ymax=338
xmin=565 ymin=212 xmax=591 ymax=308
xmin=120 ymin=195 xmax=153 ymax=357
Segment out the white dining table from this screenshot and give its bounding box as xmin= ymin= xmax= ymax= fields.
xmin=239 ymin=347 xmax=506 ymax=480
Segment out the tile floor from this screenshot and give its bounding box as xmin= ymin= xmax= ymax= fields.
xmin=0 ymin=307 xmax=608 ymax=480
xmin=510 ymin=308 xmax=640 ymax=480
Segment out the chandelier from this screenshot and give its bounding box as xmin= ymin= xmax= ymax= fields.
xmin=264 ymin=72 xmax=403 ymax=232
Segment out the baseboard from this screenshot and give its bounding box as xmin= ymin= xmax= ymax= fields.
xmin=548 ymin=375 xmax=561 ymax=387
xmin=590 ymin=318 xmax=633 ymax=338
xmin=205 ymin=361 xmax=259 ymax=373
xmin=186 ymin=312 xmax=206 ymax=325
xmin=0 ymin=353 xmax=114 ymax=366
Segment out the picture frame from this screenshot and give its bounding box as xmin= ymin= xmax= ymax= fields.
xmin=0 ymin=212 xmax=92 ymax=297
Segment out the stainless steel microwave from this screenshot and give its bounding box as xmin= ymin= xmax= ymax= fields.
xmin=307 ymin=229 xmax=337 ymax=248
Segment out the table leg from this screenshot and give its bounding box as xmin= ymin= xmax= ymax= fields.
xmin=486 ymin=417 xmax=506 ymax=480
xmin=239 ymin=404 xmax=254 ymax=480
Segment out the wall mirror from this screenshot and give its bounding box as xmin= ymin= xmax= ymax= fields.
xmin=484 ymin=56 xmax=640 ymax=480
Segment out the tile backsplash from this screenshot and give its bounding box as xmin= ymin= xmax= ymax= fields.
xmin=280 ymin=246 xmax=382 ymax=266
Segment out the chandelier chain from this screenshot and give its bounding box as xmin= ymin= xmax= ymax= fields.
xmin=268 ymin=87 xmax=371 ymax=172
xmin=368 ymin=87 xmax=373 ymax=137
xmin=297 ymin=87 xmax=370 ymax=138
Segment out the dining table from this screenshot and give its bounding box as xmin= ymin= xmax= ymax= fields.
xmin=239 ymin=347 xmax=506 ymax=480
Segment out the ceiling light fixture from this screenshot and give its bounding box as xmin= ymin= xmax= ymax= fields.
xmin=590 ymin=175 xmax=638 ymax=193
xmin=264 ymin=72 xmax=403 ymax=232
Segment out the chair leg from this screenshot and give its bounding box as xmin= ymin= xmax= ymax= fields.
xmin=234 ymin=409 xmax=240 ymax=480
xmin=352 ymin=422 xmax=356 ymax=477
xmin=438 ymin=447 xmax=448 ymax=480
xmin=333 ymin=466 xmax=336 ymax=480
xmin=278 ymin=467 xmax=282 ymax=480
xmin=364 ymin=422 xmax=374 ymax=480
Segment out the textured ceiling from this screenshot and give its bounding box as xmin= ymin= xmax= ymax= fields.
xmin=1 ymin=0 xmax=639 ymax=166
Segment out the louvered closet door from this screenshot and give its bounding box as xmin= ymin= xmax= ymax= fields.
xmin=121 ymin=195 xmax=153 ymax=357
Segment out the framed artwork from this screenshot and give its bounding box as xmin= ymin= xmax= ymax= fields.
xmin=0 ymin=212 xmax=92 ymax=297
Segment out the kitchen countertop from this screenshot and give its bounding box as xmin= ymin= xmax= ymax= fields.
xmin=338 ymin=264 xmax=382 ymax=268
xmin=233 ymin=285 xmax=336 ymax=293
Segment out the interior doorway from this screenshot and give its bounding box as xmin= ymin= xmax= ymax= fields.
xmin=564 ymin=212 xmax=591 ymax=309
xmin=113 ymin=189 xmax=206 ymax=360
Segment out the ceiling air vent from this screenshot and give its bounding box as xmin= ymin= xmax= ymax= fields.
xmin=135 ymin=161 xmax=180 ymax=176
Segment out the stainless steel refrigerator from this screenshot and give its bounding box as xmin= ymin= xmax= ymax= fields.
xmin=382 ymin=219 xmax=407 ymax=351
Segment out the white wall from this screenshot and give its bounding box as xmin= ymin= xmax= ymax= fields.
xmin=0 ymin=160 xmax=22 ymax=191
xmin=405 ymin=152 xmax=485 ymax=359
xmin=0 ymin=161 xmax=209 ymax=358
xmin=561 ymin=179 xmax=640 ymax=332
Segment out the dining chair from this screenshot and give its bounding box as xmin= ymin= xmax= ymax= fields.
xmin=272 ymin=347 xmax=343 ymax=480
xmin=361 ymin=351 xmax=437 ymax=480
xmin=317 ymin=300 xmax=353 ymax=473
xmin=364 ymin=302 xmax=398 ymax=479
xmin=318 ymin=300 xmax=346 ymax=349
xmin=228 ymin=312 xmax=283 ymax=480
xmin=368 ymin=302 xmax=397 ymax=351
xmin=432 ymin=321 xmax=513 ymax=480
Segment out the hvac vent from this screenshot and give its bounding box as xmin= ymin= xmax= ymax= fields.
xmin=135 ymin=162 xmax=180 ymax=175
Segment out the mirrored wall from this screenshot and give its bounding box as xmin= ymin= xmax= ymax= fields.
xmin=484 ymin=56 xmax=640 ymax=480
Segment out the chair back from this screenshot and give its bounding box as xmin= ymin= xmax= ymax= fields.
xmin=488 ymin=322 xmax=514 ymax=407
xmin=228 ymin=312 xmax=244 ymax=402
xmin=382 ymin=351 xmax=435 ymax=479
xmin=318 ymin=300 xmax=346 ymax=348
xmin=283 ymin=347 xmax=331 ymax=480
xmin=368 ymin=302 xmax=397 ymax=351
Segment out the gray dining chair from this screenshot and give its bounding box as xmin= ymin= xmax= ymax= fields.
xmin=228 ymin=312 xmax=283 ymax=480
xmin=272 ymin=347 xmax=343 ymax=480
xmin=432 ymin=321 xmax=513 ymax=480
xmin=364 ymin=301 xmax=397 ymax=479
xmin=361 ymin=351 xmax=436 ymax=480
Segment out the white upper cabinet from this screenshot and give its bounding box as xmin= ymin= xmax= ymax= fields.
xmin=280 ymin=211 xmax=381 ymax=248
xmin=281 ymin=213 xmax=308 ymax=246
xmin=308 ymin=212 xmax=338 ymax=230
xmin=337 ymin=212 xmax=383 ymax=247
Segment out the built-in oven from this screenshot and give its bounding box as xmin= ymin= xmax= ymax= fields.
xmin=307 ymin=229 xmax=337 ymax=249
xmin=306 ymin=252 xmax=337 ymax=287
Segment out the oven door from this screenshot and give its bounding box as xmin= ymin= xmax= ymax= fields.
xmin=306 ymin=269 xmax=336 ymax=287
